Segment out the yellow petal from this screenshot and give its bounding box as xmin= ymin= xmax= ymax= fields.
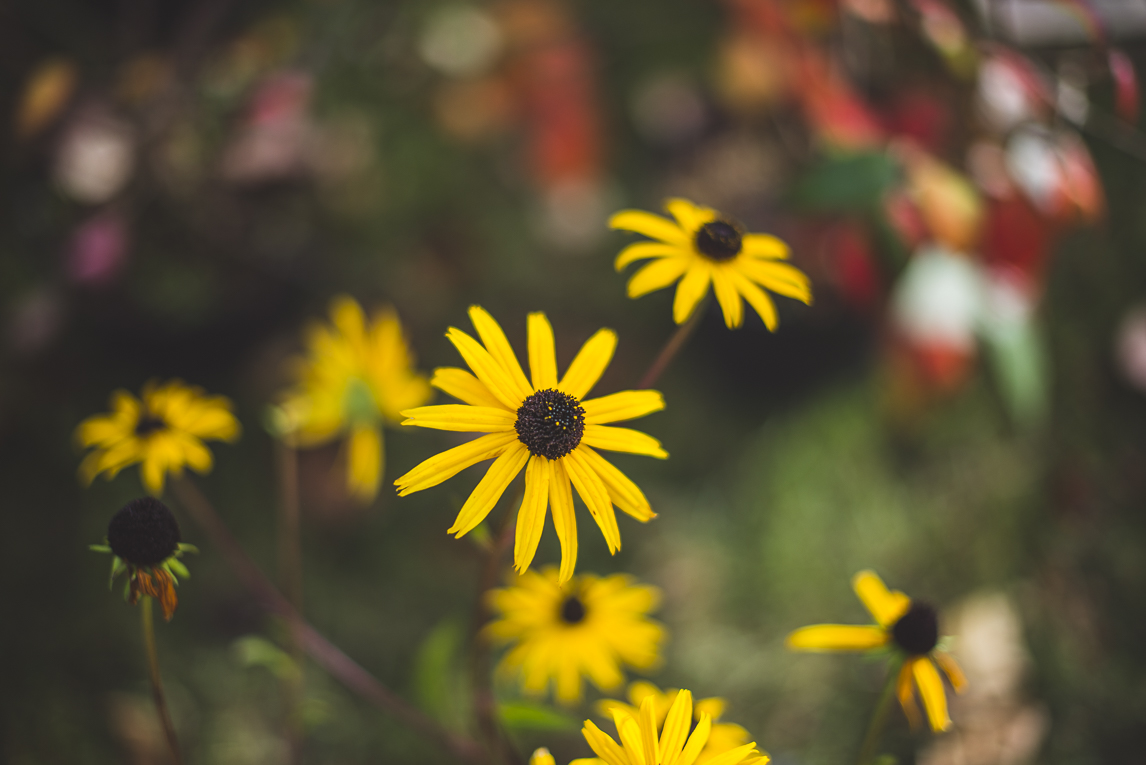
xmin=582 ymin=720 xmax=630 ymax=765
xmin=851 ymin=570 xmax=911 ymax=628
xmin=672 ymin=263 xmax=711 ymax=324
xmin=659 ymin=690 xmax=693 ymax=765
xmin=727 ymin=270 xmax=778 ymax=331
xmin=677 ymin=713 xmax=712 ymax=765
xmin=913 ymin=657 xmax=952 ymax=732
xmin=400 ymin=405 xmax=516 ymax=432
xmin=627 ymin=257 xmax=690 ymax=299
xmin=513 ymin=456 xmax=550 ymax=573
xmin=711 ymin=268 xmax=744 ymax=329
xmin=785 ymin=625 xmax=890 ymax=651
xmin=565 ymin=449 xmax=620 ymax=553
xmin=702 ymin=743 xmax=762 ymax=765
xmin=395 ymin=431 xmax=518 ymax=495
xmin=582 ymin=390 xmax=665 ymax=425
xmin=468 ymin=305 xmax=532 ymax=396
xmin=738 ymin=260 xmax=813 ymax=304
xmin=615 ymin=241 xmax=686 ymax=270
xmin=615 ymin=710 xmax=648 ymax=765
xmin=549 ymin=459 xmax=578 ymax=583
xmin=558 ymin=328 xmax=617 ymax=401
xmin=347 ymin=425 xmax=383 ymax=501
xmin=576 ymin=446 xmax=656 ymax=522
xmin=664 ymin=197 xmax=716 ymax=233
xmin=897 ymin=658 xmax=922 ymax=730
xmin=694 ymin=697 xmax=726 ymax=721
xmin=448 ymin=443 xmax=529 ymax=537
xmin=528 ymin=312 xmax=559 ymax=390
xmin=431 ymin=367 xmax=505 ymax=409
xmin=609 ymin=209 xmax=690 ymax=247
xmin=446 ymin=328 xmax=528 ymax=410
xmin=582 ymin=425 xmax=668 ymax=459
xmin=141 ymin=449 xmax=167 ymax=495
xmin=934 ymin=651 xmax=967 ymax=693
xmin=530 ymin=748 xmax=557 ymax=765
xmin=741 ymin=233 xmax=790 ymax=260
xmin=638 ymin=696 xmax=658 ymax=765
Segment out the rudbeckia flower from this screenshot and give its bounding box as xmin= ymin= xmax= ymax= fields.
xmin=581 ymin=690 xmax=765 ymax=765
xmin=598 ymin=682 xmax=758 ymax=765
xmin=395 ymin=306 xmax=666 ymax=581
xmin=484 ymin=567 xmax=666 ymax=705
xmin=609 ymin=198 xmax=812 ymax=330
xmin=786 ymin=570 xmax=967 ymax=732
xmin=281 ymin=296 xmax=431 ymax=502
xmin=77 ymin=379 xmax=241 ymax=495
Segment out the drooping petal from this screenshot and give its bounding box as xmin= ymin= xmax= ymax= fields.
xmin=615 ymin=241 xmax=686 ymax=270
xmin=582 ymin=425 xmax=668 ymax=459
xmin=665 ymin=197 xmax=716 ymax=234
xmin=627 ymin=257 xmax=690 ymax=299
xmin=431 ymin=367 xmax=506 ymax=409
xmin=672 ymin=263 xmax=712 ymax=325
xmin=400 ymin=404 xmax=516 ymax=432
xmin=727 ymin=270 xmax=778 ymax=331
xmin=559 ymin=328 xmax=617 ymax=401
xmin=711 ymin=267 xmax=744 ymax=329
xmin=913 ymin=657 xmax=952 ymax=732
xmin=469 ymin=305 xmax=533 ymax=395
xmin=740 ymin=233 xmax=790 ymax=260
xmin=738 ymin=260 xmax=813 ymax=304
xmin=609 ymin=209 xmax=691 ymax=247
xmin=785 ymin=625 xmax=890 ymax=651
xmin=549 ymin=459 xmax=578 ymax=583
xmin=527 ymin=312 xmax=559 ymax=390
xmin=448 ymin=443 xmax=529 ymax=537
xmin=934 ymin=651 xmax=967 ymax=693
xmin=347 ymin=424 xmax=383 ymax=501
xmin=565 ymin=449 xmax=621 ymax=553
xmin=514 ymin=456 xmax=551 ymax=573
xmin=576 ymin=446 xmax=656 ymax=521
xmin=582 ymin=390 xmax=665 ymax=425
xmin=851 ymin=570 xmax=912 ymax=627
xmin=446 ymin=328 xmax=529 ymax=410
xmin=897 ymin=659 xmax=922 ymax=730
xmin=395 ymin=431 xmax=518 ymax=495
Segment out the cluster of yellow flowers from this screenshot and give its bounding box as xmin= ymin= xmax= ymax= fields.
xmin=78 ymin=199 xmax=963 ymax=764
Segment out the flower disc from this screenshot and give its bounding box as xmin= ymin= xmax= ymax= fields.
xmin=515 ymin=388 xmax=586 ymax=460
xmin=891 ymin=602 xmax=939 ymax=655
xmin=108 ymin=497 xmax=182 ymax=566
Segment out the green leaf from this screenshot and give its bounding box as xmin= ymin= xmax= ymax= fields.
xmin=233 ymin=635 xmax=300 ymax=682
xmin=497 ymin=700 xmax=580 ymax=732
xmin=791 ymin=152 xmax=900 ymax=212
xmin=413 ymin=618 xmax=469 ymax=730
xmin=166 ymin=557 xmax=191 ymax=579
xmin=89 ymin=544 xmax=111 ymax=553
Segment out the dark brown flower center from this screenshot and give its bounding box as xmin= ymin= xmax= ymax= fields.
xmin=694 ymin=220 xmax=743 ymax=262
xmin=135 ymin=414 xmax=167 ymax=437
xmin=891 ymin=602 xmax=939 ymax=655
xmin=108 ymin=497 xmax=182 ymax=567
xmin=515 ymin=388 xmax=585 ymax=460
xmin=560 ymin=595 xmax=586 ymax=624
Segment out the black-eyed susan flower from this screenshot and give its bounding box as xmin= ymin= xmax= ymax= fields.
xmin=786 ymin=570 xmax=967 ymax=732
xmin=77 ymin=379 xmax=241 ymax=495
xmin=280 ymin=296 xmax=431 ymax=502
xmin=582 ymin=690 xmax=766 ymax=765
xmin=90 ymin=497 xmax=197 ymax=620
xmin=396 ymin=306 xmax=666 ymax=581
xmin=598 ymin=682 xmax=758 ymax=765
xmin=609 ymin=198 xmax=812 ymax=330
xmin=484 ymin=567 xmax=666 ymax=705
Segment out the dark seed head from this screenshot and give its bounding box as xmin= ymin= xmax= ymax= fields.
xmin=891 ymin=602 xmax=939 ymax=656
xmin=560 ymin=595 xmax=586 ymax=624
xmin=515 ymin=388 xmax=586 ymax=460
xmin=134 ymin=414 xmax=167 ymax=437
xmin=694 ymin=220 xmax=743 ymax=262
xmin=107 ymin=497 xmax=182 ymax=567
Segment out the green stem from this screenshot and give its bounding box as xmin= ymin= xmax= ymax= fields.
xmin=638 ymin=303 xmax=705 ymax=389
xmin=276 ymin=439 xmax=305 ymax=765
xmin=141 ymin=596 xmax=183 ymax=765
xmin=856 ymin=658 xmax=902 ymax=765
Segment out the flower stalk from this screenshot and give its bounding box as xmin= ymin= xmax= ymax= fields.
xmin=856 ymin=657 xmax=902 ymax=765
xmin=276 ymin=438 xmax=305 ymax=764
xmin=141 ymin=595 xmax=183 ymax=765
xmin=638 ymin=302 xmax=705 ymax=389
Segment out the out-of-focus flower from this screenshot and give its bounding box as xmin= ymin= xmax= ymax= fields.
xmin=787 ymin=570 xmax=967 ymax=732
xmin=281 ymin=296 xmax=430 ymax=502
xmin=610 ymin=198 xmax=811 ymax=330
xmin=891 ymin=245 xmax=983 ymax=358
xmin=582 ymin=690 xmax=765 ymax=765
xmin=530 ymin=748 xmax=556 ymax=765
xmin=222 ymin=70 xmax=313 ymax=183
xmin=396 ymin=307 xmax=664 ymax=580
xmin=419 ymin=5 xmax=504 ymax=77
xmin=77 ymin=380 xmax=241 ymax=495
xmin=714 ymin=33 xmax=793 ymax=115
xmin=66 ymin=210 xmax=128 ymax=286
xmin=55 ymin=106 xmax=136 ymax=204
xmin=598 ymin=682 xmax=756 ymax=765
xmin=16 ymin=58 xmax=77 ymax=139
xmin=90 ymin=497 xmax=197 ymax=620
xmin=975 ymin=52 xmax=1048 ymax=133
xmin=486 ymin=568 xmax=665 ymax=705
xmin=898 ymin=145 xmax=984 ymax=253
xmin=1005 ymin=125 xmax=1104 ymax=224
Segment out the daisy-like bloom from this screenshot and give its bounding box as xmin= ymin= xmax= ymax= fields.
xmin=90 ymin=497 xmax=197 ymax=620
xmin=609 ymin=198 xmax=812 ymax=330
xmin=280 ymin=296 xmax=431 ymax=502
xmin=395 ymin=306 xmax=666 ymax=581
xmin=77 ymin=379 xmax=241 ymax=495
xmin=598 ymin=682 xmax=758 ymax=765
xmin=580 ymin=690 xmax=766 ymax=765
xmin=484 ymin=567 xmax=666 ymax=705
xmin=786 ymin=570 xmax=968 ymax=732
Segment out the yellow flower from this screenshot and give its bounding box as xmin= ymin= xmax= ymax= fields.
xmin=598 ymin=682 xmax=759 ymax=765
xmin=77 ymin=379 xmax=240 ymax=494
xmin=395 ymin=306 xmax=666 ymax=581
xmin=609 ymin=198 xmax=812 ymax=330
xmin=484 ymin=567 xmax=666 ymax=705
xmin=530 ymin=749 xmax=557 ymax=765
xmin=786 ymin=570 xmax=968 ymax=732
xmin=281 ymin=296 xmax=431 ymax=502
xmin=581 ymin=690 xmax=766 ymax=765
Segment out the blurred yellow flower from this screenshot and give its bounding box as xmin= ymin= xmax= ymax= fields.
xmin=77 ymin=379 xmax=240 ymax=494
xmin=395 ymin=306 xmax=666 ymax=581
xmin=609 ymin=198 xmax=811 ymax=330
xmin=530 ymin=748 xmax=556 ymax=765
xmin=598 ymin=682 xmax=759 ymax=765
xmin=484 ymin=567 xmax=666 ymax=705
xmin=786 ymin=569 xmax=968 ymax=732
xmin=281 ymin=296 xmax=431 ymax=502
xmin=581 ymin=690 xmax=765 ymax=765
